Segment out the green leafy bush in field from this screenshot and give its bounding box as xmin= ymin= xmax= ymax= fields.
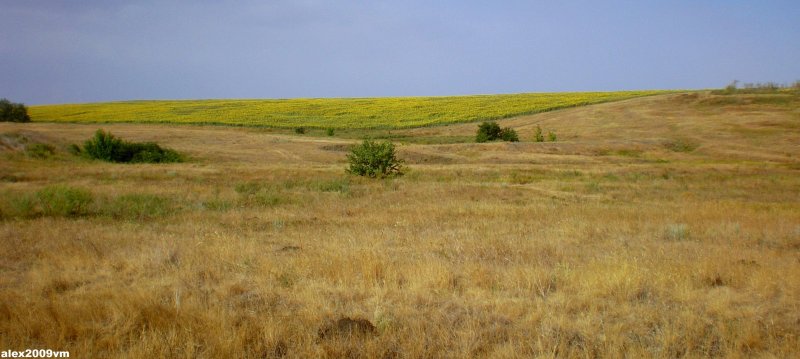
xmin=80 ymin=130 xmax=183 ymax=163
xmin=346 ymin=140 xmax=403 ymax=178
xmin=125 ymin=142 xmax=183 ymax=163
xmin=499 ymin=128 xmax=519 ymax=142
xmin=294 ymin=127 xmax=306 ymax=134
xmin=0 ymin=99 xmax=31 ymax=123
xmin=82 ymin=130 xmax=123 ymax=161
xmin=327 ymin=128 xmax=335 ymax=136
xmin=476 ymin=121 xmax=518 ymax=142
xmin=534 ymin=125 xmax=544 ymax=142
xmin=547 ymin=131 xmax=557 ymax=142
xmin=476 ymin=121 xmax=501 ymax=143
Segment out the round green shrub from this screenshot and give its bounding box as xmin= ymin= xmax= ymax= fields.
xmin=346 ymin=140 xmax=403 ymax=178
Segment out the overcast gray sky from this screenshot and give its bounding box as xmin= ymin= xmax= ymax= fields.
xmin=2 ymin=0 xmax=798 ymax=104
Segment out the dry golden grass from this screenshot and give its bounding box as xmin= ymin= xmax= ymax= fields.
xmin=1 ymin=92 xmax=799 ymax=358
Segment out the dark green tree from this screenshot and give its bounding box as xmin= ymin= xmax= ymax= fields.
xmin=0 ymin=98 xmax=31 ymax=123
xmin=477 ymin=121 xmax=518 ymax=142
xmin=476 ymin=121 xmax=502 ymax=142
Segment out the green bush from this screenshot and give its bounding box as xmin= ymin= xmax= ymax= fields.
xmin=548 ymin=131 xmax=557 ymax=142
xmin=346 ymin=140 xmax=403 ymax=178
xmin=80 ymin=130 xmax=183 ymax=163
xmin=0 ymin=99 xmax=31 ymax=123
xmin=534 ymin=125 xmax=544 ymax=142
xmin=327 ymin=128 xmax=335 ymax=136
xmin=476 ymin=121 xmax=518 ymax=143
xmin=476 ymin=121 xmax=502 ymax=143
xmin=126 ymin=142 xmax=183 ymax=163
xmin=82 ymin=130 xmax=125 ymax=161
xmin=499 ymin=128 xmax=519 ymax=142
xmin=295 ymin=127 xmax=306 ymax=134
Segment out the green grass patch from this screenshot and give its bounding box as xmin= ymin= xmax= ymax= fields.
xmin=664 ymin=138 xmax=699 ymax=153
xmin=615 ymin=149 xmax=643 ymax=157
xmin=25 ymin=143 xmax=56 ymax=159
xmin=99 ymin=193 xmax=173 ymax=220
xmin=0 ymin=187 xmax=180 ymax=220
xmin=234 ymin=181 xmax=291 ymax=207
xmin=663 ymin=223 xmax=690 ymax=241
xmin=0 ymin=185 xmax=93 ymax=219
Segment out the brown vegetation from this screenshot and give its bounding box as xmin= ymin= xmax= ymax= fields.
xmin=1 ymin=92 xmax=798 ymax=357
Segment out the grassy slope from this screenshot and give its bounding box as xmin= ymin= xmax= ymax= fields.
xmin=29 ymin=90 xmax=671 ymax=129
xmin=1 ymin=91 xmax=799 ymax=357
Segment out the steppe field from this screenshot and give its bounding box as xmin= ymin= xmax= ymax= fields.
xmin=1 ymin=91 xmax=799 ymax=358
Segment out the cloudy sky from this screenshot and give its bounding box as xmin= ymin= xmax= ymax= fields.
xmin=2 ymin=0 xmax=798 ymax=104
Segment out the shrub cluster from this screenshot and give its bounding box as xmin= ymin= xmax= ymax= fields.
xmin=476 ymin=121 xmax=518 ymax=142
xmin=714 ymin=80 xmax=800 ymax=95
xmin=346 ymin=140 xmax=403 ymax=178
xmin=76 ymin=130 xmax=183 ymax=163
xmin=0 ymin=99 xmax=31 ymax=123
xmin=534 ymin=125 xmax=544 ymax=142
xmin=534 ymin=125 xmax=557 ymax=142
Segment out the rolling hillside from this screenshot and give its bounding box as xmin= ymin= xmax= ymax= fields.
xmin=1 ymin=91 xmax=799 ymax=358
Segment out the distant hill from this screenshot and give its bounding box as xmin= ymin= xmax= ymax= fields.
xmin=28 ymin=90 xmax=672 ymax=129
